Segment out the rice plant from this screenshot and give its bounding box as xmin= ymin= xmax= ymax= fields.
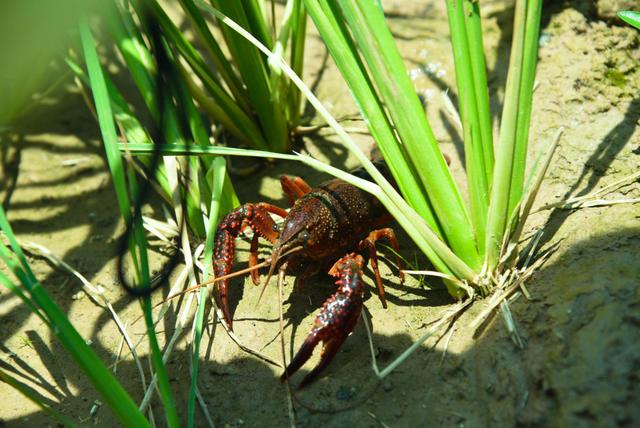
xmin=104 ymin=0 xmax=307 ymax=153
xmin=295 ymin=0 xmax=548 ymax=293
xmin=223 ymin=0 xmax=555 ymax=378
xmin=179 ymin=0 xmax=551 ymax=295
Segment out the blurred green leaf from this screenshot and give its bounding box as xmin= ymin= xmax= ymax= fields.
xmin=618 ymin=11 xmax=640 ymax=29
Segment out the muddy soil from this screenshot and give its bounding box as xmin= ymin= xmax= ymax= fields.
xmin=1 ymin=1 xmax=639 ymax=427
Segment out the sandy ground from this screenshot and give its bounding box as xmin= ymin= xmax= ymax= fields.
xmin=1 ymin=1 xmax=639 ymax=427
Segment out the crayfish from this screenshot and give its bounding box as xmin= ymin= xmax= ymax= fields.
xmin=213 ymin=160 xmax=404 ymax=388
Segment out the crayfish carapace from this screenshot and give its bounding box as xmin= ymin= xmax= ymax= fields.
xmin=213 ymin=161 xmax=404 ymax=388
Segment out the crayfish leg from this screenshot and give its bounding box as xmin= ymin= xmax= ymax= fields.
xmin=358 ymin=228 xmax=405 ymax=309
xmin=249 ymin=234 xmax=261 ymax=285
xmin=280 ymin=176 xmax=312 ymax=207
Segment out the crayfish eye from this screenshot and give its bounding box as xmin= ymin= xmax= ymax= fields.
xmin=300 ymin=229 xmax=310 ymax=245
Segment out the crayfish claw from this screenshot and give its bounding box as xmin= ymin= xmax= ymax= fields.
xmin=213 ymin=203 xmax=284 ymax=330
xmin=281 ymin=254 xmax=365 ymax=388
xmin=298 ymin=333 xmax=350 ymax=389
xmin=214 ymin=228 xmax=236 ymax=330
xmin=280 ymin=332 xmax=320 ymax=385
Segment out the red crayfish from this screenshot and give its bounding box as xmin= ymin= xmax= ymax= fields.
xmin=213 ymin=160 xmax=404 ymax=388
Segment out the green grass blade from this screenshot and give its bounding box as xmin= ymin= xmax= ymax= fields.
xmin=144 ymin=0 xmax=268 ymax=149
xmin=0 ymin=208 xmax=150 ymax=427
xmin=119 ymin=142 xmax=299 ymax=160
xmin=288 ymin=0 xmax=307 ymax=127
xmin=79 ymin=19 xmax=131 ymax=221
xmin=618 ymin=11 xmax=640 ymax=29
xmin=269 ymin=0 xmax=297 ymax=126
xmin=81 ymin=19 xmax=178 ymax=425
xmin=178 ymin=0 xmax=250 ymax=109
xmin=464 ymin=1 xmax=494 ymax=181
xmin=210 ymin=0 xmax=290 ymax=152
xmin=334 ymin=1 xmax=481 ymax=269
xmin=105 ymin=2 xmax=160 ymax=121
xmin=168 ymin=52 xmax=211 ymax=237
xmin=445 ymin=0 xmax=489 ymax=255
xmin=221 ymin=168 xmax=240 ymax=214
xmin=304 ymin=0 xmax=443 ymax=237
xmin=187 ymin=157 xmax=228 ymax=427
xmin=242 ymin=0 xmax=273 ymax=49
xmin=67 ymin=56 xmax=174 ymax=199
xmin=485 ymin=0 xmax=528 ymax=269
xmin=140 ymin=297 xmax=179 ymax=427
xmin=507 ymin=0 xmax=542 ymax=218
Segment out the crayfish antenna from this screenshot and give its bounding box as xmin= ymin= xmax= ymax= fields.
xmin=256 ymin=245 xmax=282 ymax=308
xmin=255 ymin=244 xmax=303 ymax=308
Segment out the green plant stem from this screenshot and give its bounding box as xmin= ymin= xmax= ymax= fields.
xmin=105 ymin=3 xmax=159 ymax=120
xmin=187 ymin=157 xmax=227 ymax=427
xmin=0 ymin=207 xmax=149 ymax=427
xmin=288 ymin=0 xmax=307 ymax=127
xmin=335 ymin=1 xmax=481 ymax=270
xmin=507 ymin=0 xmax=542 ymax=218
xmin=445 ymin=0 xmax=490 ymax=257
xmin=485 ymin=0 xmax=528 ymax=270
xmin=178 ymin=0 xmax=249 ymax=109
xmin=144 ymin=0 xmax=268 ymax=149
xmin=141 ymin=298 xmax=180 ymax=427
xmin=196 ymin=0 xmax=478 ymax=292
xmin=304 ymin=0 xmax=443 ymax=237
xmin=211 ymin=0 xmax=289 ymax=152
xmin=80 ymin=18 xmax=178 ymax=424
xmin=464 ymin=1 xmax=494 ymax=182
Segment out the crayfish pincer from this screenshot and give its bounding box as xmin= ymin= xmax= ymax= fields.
xmin=213 ymin=164 xmax=404 ymax=388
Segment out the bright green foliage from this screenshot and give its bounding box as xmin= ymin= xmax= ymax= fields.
xmin=123 ymin=0 xmax=306 ymax=153
xmin=303 ymin=0 xmax=543 ymax=294
xmin=79 ymin=19 xmax=180 ymax=426
xmin=0 ymin=206 xmax=150 ymax=428
xmin=618 ymin=11 xmax=640 ymax=29
xmin=73 ymin=0 xmax=251 ymax=239
xmin=305 ymin=1 xmax=481 ymax=273
xmin=69 ymin=2 xmax=308 ymax=425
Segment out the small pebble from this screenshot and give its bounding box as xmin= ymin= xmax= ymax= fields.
xmin=336 ymin=385 xmax=356 ymax=401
